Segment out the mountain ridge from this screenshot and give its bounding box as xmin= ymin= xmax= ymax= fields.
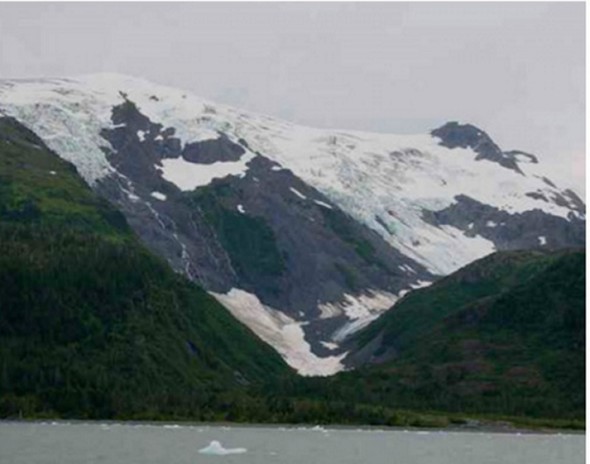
xmin=0 ymin=74 xmax=584 ymax=374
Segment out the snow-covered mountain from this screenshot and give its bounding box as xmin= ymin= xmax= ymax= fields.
xmin=0 ymin=74 xmax=584 ymax=375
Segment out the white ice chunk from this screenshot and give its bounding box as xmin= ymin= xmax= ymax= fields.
xmin=199 ymin=441 xmax=247 ymax=456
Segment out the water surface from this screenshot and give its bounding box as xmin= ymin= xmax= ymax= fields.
xmin=0 ymin=421 xmax=584 ymax=464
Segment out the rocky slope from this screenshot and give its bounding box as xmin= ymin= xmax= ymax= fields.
xmin=0 ymin=74 xmax=584 ymax=374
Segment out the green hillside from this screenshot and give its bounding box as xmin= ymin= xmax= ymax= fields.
xmin=298 ymin=249 xmax=584 ymax=421
xmin=0 ymin=116 xmax=291 ymax=420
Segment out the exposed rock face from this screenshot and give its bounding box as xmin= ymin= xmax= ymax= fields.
xmin=423 ymin=194 xmax=585 ymax=251
xmin=432 ymin=121 xmax=523 ymax=173
xmin=93 ymin=100 xmax=432 ymax=370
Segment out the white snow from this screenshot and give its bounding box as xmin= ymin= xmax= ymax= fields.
xmin=271 ymin=165 xmax=283 ymax=171
xmin=199 ymin=441 xmax=247 ymax=456
xmin=159 ymin=151 xmax=255 ymax=191
xmin=212 ymin=288 xmax=347 ymax=376
xmin=49 ymin=170 xmax=56 ymax=175
xmin=289 ymin=187 xmax=307 ymax=200
xmin=127 ymin=193 xmax=140 ymax=202
xmin=314 ymin=200 xmax=333 ymax=209
xmin=332 ymin=317 xmax=377 ymax=342
xmin=154 ymin=134 xmax=163 ymax=141
xmin=318 ymin=290 xmax=400 ymax=342
xmin=0 ymin=79 xmax=118 ymax=184
xmin=486 ymin=220 xmax=497 ymax=228
xmin=397 ymin=264 xmax=416 ymax=274
xmin=137 ymin=130 xmax=146 ymax=142
xmin=539 ymin=236 xmax=547 ymax=245
xmin=150 ymin=191 xmax=166 ymax=201
xmin=0 ymin=74 xmax=580 ymax=275
xmin=237 ymin=204 xmax=245 ymax=214
xmin=319 ymin=290 xmax=398 ymax=321
xmin=409 ymin=279 xmax=432 ymax=290
xmin=320 ymin=341 xmax=339 ymax=350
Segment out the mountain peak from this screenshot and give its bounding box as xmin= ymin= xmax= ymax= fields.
xmin=431 ymin=121 xmax=522 ymax=173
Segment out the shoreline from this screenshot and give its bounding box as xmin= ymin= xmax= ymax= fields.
xmin=0 ymin=418 xmax=584 ymax=436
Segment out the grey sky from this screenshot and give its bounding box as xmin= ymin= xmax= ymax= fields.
xmin=0 ymin=2 xmax=585 ymax=193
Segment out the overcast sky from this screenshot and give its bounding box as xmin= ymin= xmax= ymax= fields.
xmin=0 ymin=2 xmax=585 ymax=194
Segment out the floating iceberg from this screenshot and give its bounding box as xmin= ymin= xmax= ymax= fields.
xmin=198 ymin=440 xmax=247 ymax=456
xmin=311 ymin=425 xmax=328 ymax=433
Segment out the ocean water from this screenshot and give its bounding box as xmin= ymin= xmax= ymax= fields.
xmin=0 ymin=421 xmax=584 ymax=464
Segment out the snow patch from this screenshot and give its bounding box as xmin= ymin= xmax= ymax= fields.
xmin=319 ymin=291 xmax=398 ymax=321
xmin=49 ymin=170 xmax=57 ymax=175
xmin=137 ymin=130 xmax=146 ymax=142
xmin=289 ymin=187 xmax=307 ymax=200
xmin=237 ymin=204 xmax=246 ymax=214
xmin=409 ymin=279 xmax=432 ymax=290
xmin=212 ymin=288 xmax=346 ymax=376
xmin=320 ymin=341 xmax=339 ymax=350
xmin=398 ymin=264 xmax=416 ymax=274
xmin=160 ymin=151 xmax=255 ymax=191
xmin=314 ymin=200 xmax=333 ymax=209
xmin=320 ymin=291 xmax=399 ymax=342
xmin=150 ymin=191 xmax=167 ymax=201
xmin=539 ymin=236 xmax=547 ymax=245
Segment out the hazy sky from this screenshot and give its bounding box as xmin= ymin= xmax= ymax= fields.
xmin=0 ymin=2 xmax=585 ymax=193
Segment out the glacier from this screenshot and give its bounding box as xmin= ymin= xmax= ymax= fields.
xmin=0 ymin=73 xmax=578 ymax=277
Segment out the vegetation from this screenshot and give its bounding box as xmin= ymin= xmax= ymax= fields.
xmin=187 ymin=183 xmax=285 ymax=294
xmin=320 ymin=207 xmax=377 ymax=264
xmin=0 ymin=117 xmax=291 ymax=419
xmin=293 ymin=249 xmax=585 ymax=421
